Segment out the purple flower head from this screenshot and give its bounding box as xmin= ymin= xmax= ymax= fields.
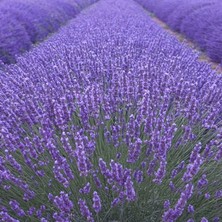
xmin=203 ymin=144 xmax=212 ymax=159
xmin=53 ymin=211 xmax=71 ymax=222
xmin=153 ymin=159 xmax=167 ymax=184
xmin=201 ymin=217 xmax=208 ymax=222
xmin=190 ymin=143 xmax=202 ymax=163
xmin=92 ymin=191 xmax=102 ymax=213
xmin=61 ymin=131 xmax=74 ymax=157
xmin=112 ymin=185 xmax=120 ymax=193
xmin=48 ymin=193 xmax=54 ymax=202
xmin=27 ymin=206 xmax=36 ymax=216
xmin=213 ymin=217 xmax=220 ymax=222
xmin=198 ymin=174 xmax=208 ymax=188
xmin=3 ymin=185 xmax=11 ymax=191
xmin=116 ymin=152 xmax=121 ymax=159
xmin=147 ymin=157 xmax=157 ymax=176
xmin=215 ymin=190 xmax=222 ymax=199
xmin=141 ymin=161 xmax=146 ymax=168
xmin=78 ymin=199 xmax=94 ymax=222
xmin=93 ymin=173 xmax=102 ymax=188
xmin=79 ymin=182 xmax=91 ymax=194
xmin=53 ymin=191 xmax=73 ymax=213
xmin=171 ymin=161 xmax=185 ymax=179
xmin=205 ymin=193 xmax=211 ymax=200
xmin=133 ymin=170 xmax=143 ymax=183
xmin=182 ymin=154 xmax=203 ymax=182
xmin=9 ymin=200 xmax=26 ymax=217
xmin=127 ymin=138 xmax=142 ymax=163
xmin=124 ymin=175 xmax=136 ymax=201
xmin=163 ymin=183 xmax=193 ymax=221
xmin=110 ymin=160 xmax=124 ymax=184
xmin=6 ymin=154 xmax=22 ymax=173
xmin=99 ymin=158 xmax=111 ymax=178
xmin=164 ymin=200 xmax=170 ymax=210
xmin=169 ymin=181 xmax=176 ymax=192
xmin=74 ymin=131 xmax=92 ymax=176
xmin=187 ymin=204 xmax=194 ymax=214
xmin=111 ymin=197 xmax=120 ymax=207
xmin=0 ymin=211 xmax=19 ymax=222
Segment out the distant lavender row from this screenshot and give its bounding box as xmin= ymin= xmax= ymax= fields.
xmin=0 ymin=0 xmax=97 ymax=64
xmin=1 ymin=0 xmax=222 ymax=221
xmin=135 ymin=0 xmax=222 ymax=63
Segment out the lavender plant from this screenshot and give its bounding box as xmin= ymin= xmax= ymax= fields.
xmin=0 ymin=0 xmax=222 ymax=221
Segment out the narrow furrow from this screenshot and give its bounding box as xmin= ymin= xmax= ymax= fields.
xmin=135 ymin=0 xmax=222 ymax=64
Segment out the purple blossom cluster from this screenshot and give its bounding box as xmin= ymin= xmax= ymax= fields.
xmin=0 ymin=0 xmax=98 ymax=64
xmin=135 ymin=0 xmax=222 ymax=63
xmin=0 ymin=0 xmax=222 ymax=221
xmin=163 ymin=183 xmax=194 ymax=221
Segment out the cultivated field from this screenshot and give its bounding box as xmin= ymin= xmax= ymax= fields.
xmin=0 ymin=0 xmax=222 ymax=221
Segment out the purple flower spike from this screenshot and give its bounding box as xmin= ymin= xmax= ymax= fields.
xmin=164 ymin=200 xmax=170 ymax=210
xmin=133 ymin=170 xmax=143 ymax=183
xmin=99 ymin=158 xmax=109 ymax=177
xmin=215 ymin=190 xmax=222 ymax=199
xmin=74 ymin=132 xmax=91 ymax=177
xmin=53 ymin=191 xmax=73 ymax=213
xmin=78 ymin=199 xmax=94 ymax=222
xmin=169 ymin=181 xmax=176 ymax=192
xmin=27 ymin=206 xmax=36 ymax=216
xmin=182 ymin=153 xmax=203 ymax=182
xmin=9 ymin=200 xmax=26 ymax=217
xmin=92 ymin=191 xmax=102 ymax=213
xmin=187 ymin=204 xmax=194 ymax=214
xmin=127 ymin=138 xmax=142 ymax=163
xmin=111 ymin=198 xmax=120 ymax=207
xmin=0 ymin=211 xmax=19 ymax=222
xmin=205 ymin=193 xmax=211 ymax=200
xmin=79 ymin=182 xmax=91 ymax=194
xmin=124 ymin=175 xmax=136 ymax=202
xmin=163 ymin=183 xmax=193 ymax=221
xmin=198 ymin=174 xmax=208 ymax=188
xmin=153 ymin=159 xmax=167 ymax=184
xmin=213 ymin=217 xmax=220 ymax=222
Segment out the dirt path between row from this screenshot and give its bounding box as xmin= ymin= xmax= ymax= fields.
xmin=150 ymin=14 xmax=222 ymax=74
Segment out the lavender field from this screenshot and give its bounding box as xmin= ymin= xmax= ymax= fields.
xmin=136 ymin=0 xmax=222 ymax=63
xmin=0 ymin=0 xmax=222 ymax=221
xmin=0 ymin=0 xmax=98 ymax=64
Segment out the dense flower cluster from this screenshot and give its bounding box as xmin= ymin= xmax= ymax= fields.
xmin=0 ymin=0 xmax=98 ymax=64
xmin=0 ymin=0 xmax=222 ymax=221
xmin=135 ymin=0 xmax=222 ymax=63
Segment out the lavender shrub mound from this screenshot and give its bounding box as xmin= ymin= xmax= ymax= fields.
xmin=1 ymin=0 xmax=222 ymax=221
xmin=0 ymin=0 xmax=97 ymax=64
xmin=135 ymin=0 xmax=222 ymax=63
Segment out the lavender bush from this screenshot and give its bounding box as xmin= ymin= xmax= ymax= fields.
xmin=135 ymin=0 xmax=222 ymax=63
xmin=0 ymin=0 xmax=97 ymax=64
xmin=0 ymin=0 xmax=222 ymax=221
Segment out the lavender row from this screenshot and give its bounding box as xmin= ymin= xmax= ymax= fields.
xmin=1 ymin=0 xmax=222 ymax=221
xmin=135 ymin=0 xmax=222 ymax=63
xmin=0 ymin=0 xmax=98 ymax=64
